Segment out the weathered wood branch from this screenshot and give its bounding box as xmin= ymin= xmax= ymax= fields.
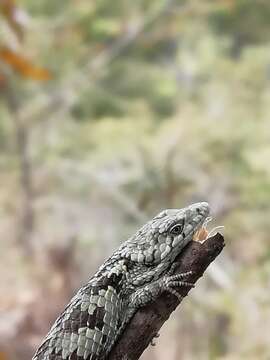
xmin=109 ymin=233 xmax=225 ymax=360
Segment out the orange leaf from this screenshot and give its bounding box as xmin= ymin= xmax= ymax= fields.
xmin=0 ymin=47 xmax=52 ymax=81
xmin=0 ymin=351 xmax=8 ymax=360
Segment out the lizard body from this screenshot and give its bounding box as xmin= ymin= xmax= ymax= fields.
xmin=33 ymin=202 xmax=210 ymax=360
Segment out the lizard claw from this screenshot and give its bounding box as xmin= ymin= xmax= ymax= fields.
xmin=162 ymin=272 xmax=194 ymax=301
xmin=168 ymin=263 xmax=193 ymax=277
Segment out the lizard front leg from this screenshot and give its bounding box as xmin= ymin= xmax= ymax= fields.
xmin=109 ymin=270 xmax=194 ymax=354
xmin=129 ymin=271 xmax=194 ymax=308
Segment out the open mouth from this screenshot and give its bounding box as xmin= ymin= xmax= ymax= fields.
xmin=193 ymin=217 xmax=224 ymax=242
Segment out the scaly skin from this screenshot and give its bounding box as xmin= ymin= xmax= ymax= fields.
xmin=33 ymin=202 xmax=210 ymax=360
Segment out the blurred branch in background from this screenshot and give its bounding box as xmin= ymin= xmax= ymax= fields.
xmin=19 ymin=0 xmax=180 ymax=125
xmin=6 ymin=86 xmax=35 ymax=256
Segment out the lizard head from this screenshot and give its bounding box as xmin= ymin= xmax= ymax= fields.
xmin=120 ymin=202 xmax=210 ymax=265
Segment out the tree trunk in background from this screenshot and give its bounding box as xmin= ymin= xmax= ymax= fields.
xmin=5 ymin=85 xmax=35 ymax=256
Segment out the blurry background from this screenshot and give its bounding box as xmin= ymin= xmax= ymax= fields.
xmin=0 ymin=0 xmax=270 ymax=359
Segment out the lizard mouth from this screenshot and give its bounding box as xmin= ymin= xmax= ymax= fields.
xmin=193 ymin=217 xmax=224 ymax=242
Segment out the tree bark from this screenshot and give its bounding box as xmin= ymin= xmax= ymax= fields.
xmin=4 ymin=84 xmax=35 ymax=256
xmin=109 ymin=233 xmax=225 ymax=360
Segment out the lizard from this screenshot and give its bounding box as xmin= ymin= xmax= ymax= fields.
xmin=32 ymin=201 xmax=210 ymax=360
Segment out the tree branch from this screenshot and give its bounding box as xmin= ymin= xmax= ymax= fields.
xmin=109 ymin=233 xmax=225 ymax=360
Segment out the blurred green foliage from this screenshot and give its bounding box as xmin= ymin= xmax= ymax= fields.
xmin=1 ymin=1 xmax=270 ymax=359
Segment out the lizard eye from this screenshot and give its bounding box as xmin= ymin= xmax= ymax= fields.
xmin=169 ymin=221 xmax=184 ymax=236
